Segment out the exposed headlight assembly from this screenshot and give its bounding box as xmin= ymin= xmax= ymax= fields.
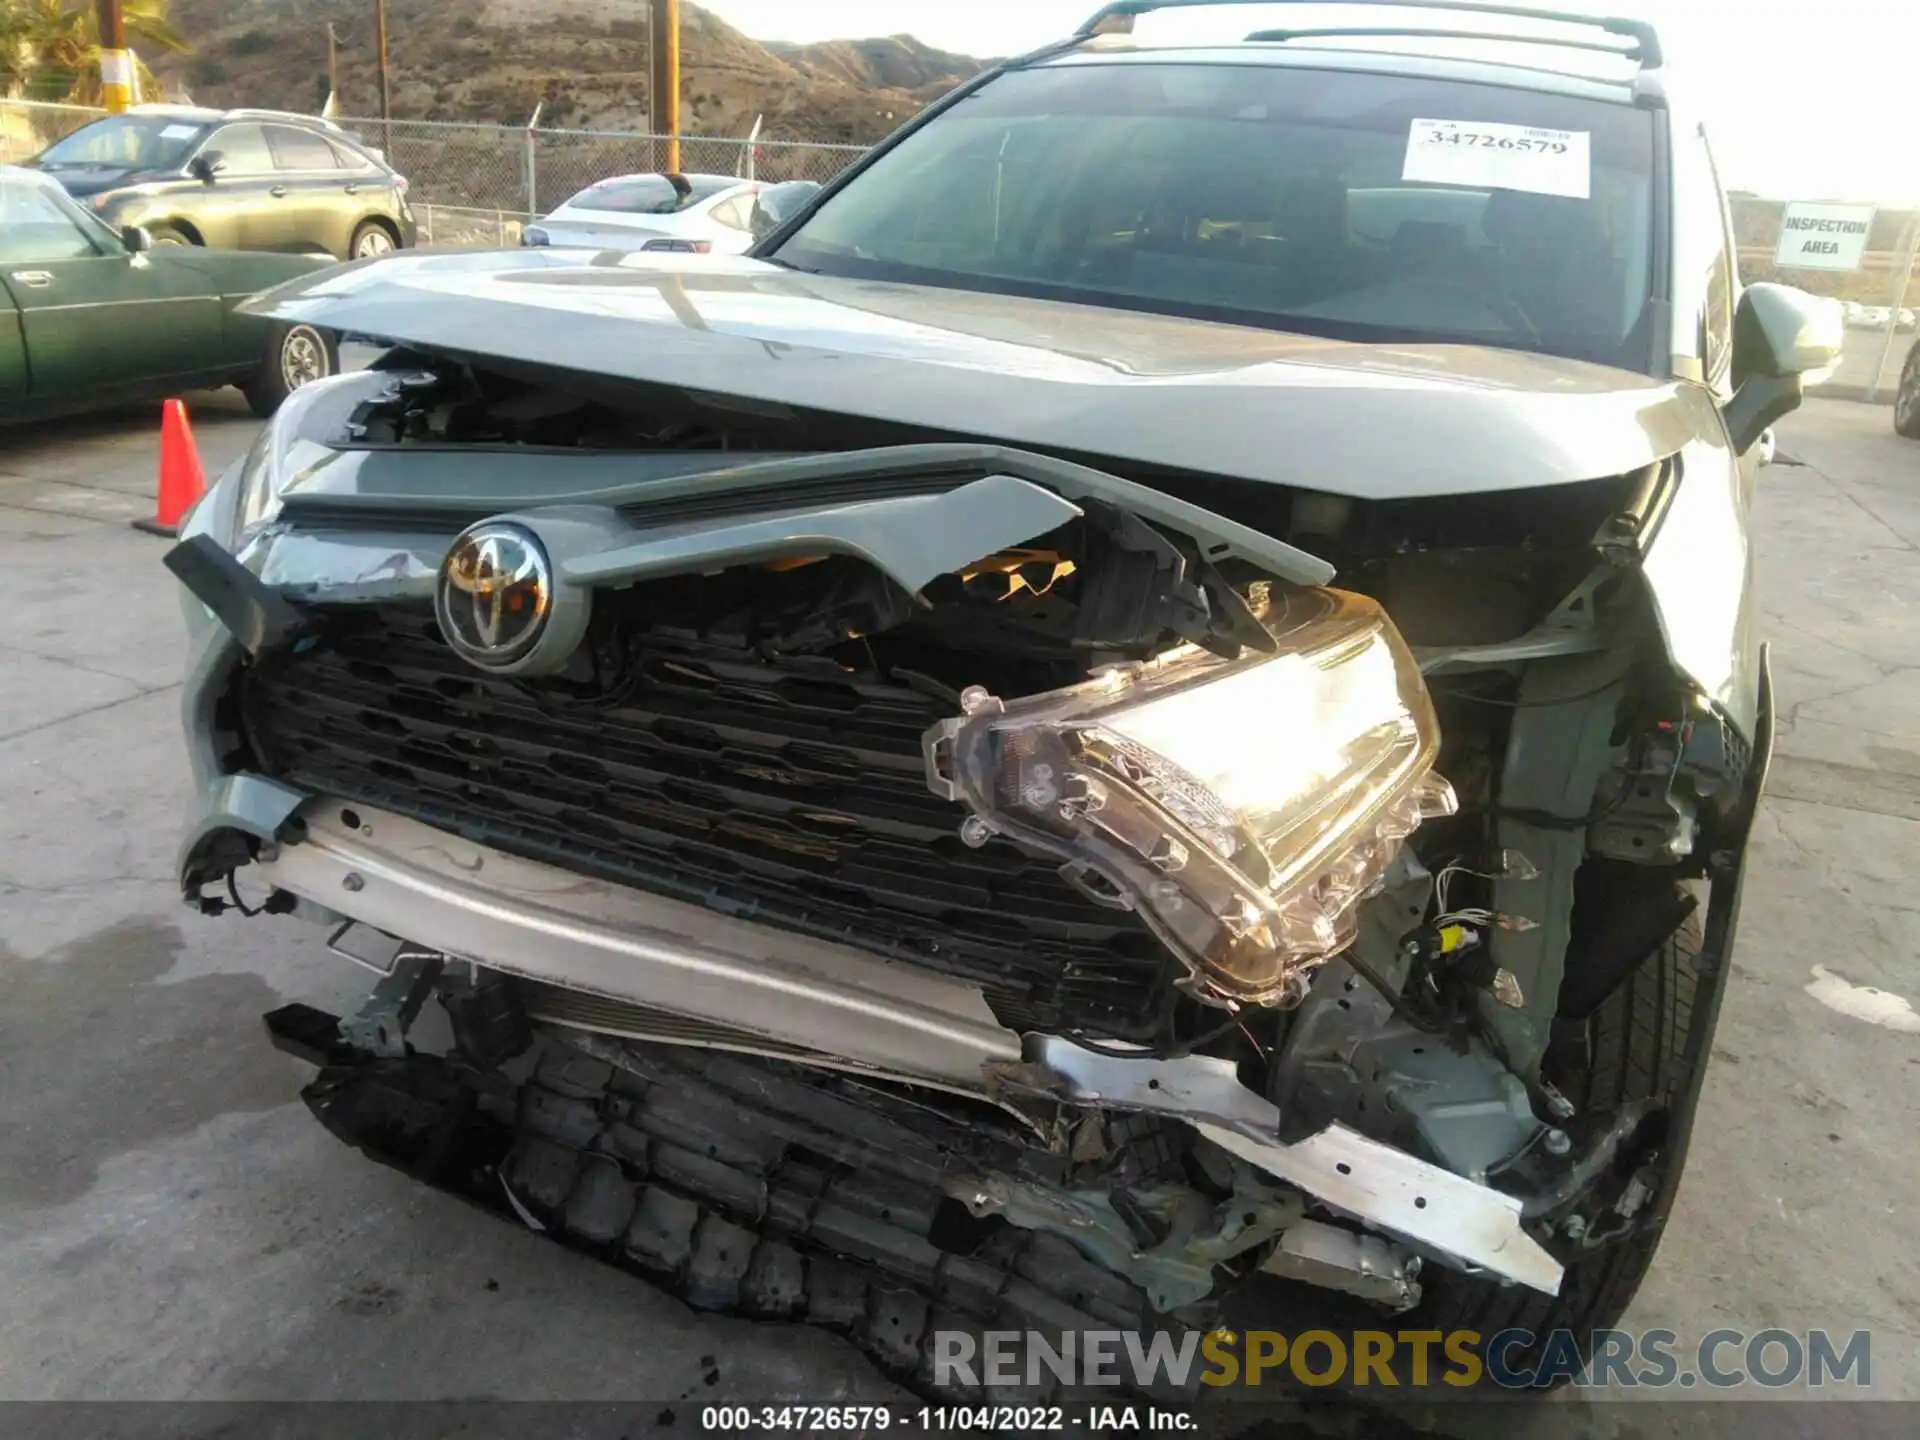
xmin=925 ymin=588 xmax=1455 ymax=1007
xmin=230 ymin=369 xmax=416 ymax=545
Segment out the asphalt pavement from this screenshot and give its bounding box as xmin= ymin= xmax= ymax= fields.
xmin=0 ymin=390 xmax=1915 ymax=1423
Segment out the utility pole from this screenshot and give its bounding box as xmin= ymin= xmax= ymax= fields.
xmin=374 ymin=0 xmax=393 ymax=154
xmin=95 ymin=0 xmax=132 ymax=113
xmin=648 ymin=0 xmax=681 ymax=173
xmin=326 ymin=22 xmax=339 ymax=106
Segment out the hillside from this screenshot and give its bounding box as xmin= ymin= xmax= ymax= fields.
xmin=764 ymin=35 xmax=991 ymax=97
xmin=158 ymin=0 xmax=989 ymax=142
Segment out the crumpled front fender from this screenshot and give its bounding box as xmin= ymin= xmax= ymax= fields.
xmin=1639 ymin=429 xmax=1762 ymax=738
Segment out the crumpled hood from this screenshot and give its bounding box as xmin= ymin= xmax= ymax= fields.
xmin=244 ymin=248 xmax=1715 ymax=502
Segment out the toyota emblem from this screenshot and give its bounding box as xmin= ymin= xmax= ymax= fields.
xmin=436 ymin=523 xmax=553 ymax=670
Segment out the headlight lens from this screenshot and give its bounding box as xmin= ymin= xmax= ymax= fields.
xmin=231 ymin=369 xmax=402 ymax=544
xmin=925 ymin=587 xmax=1454 ymax=1006
xmin=231 ymin=424 xmax=276 ymax=540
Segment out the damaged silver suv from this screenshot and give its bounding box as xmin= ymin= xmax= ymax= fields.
xmin=169 ymin=0 xmax=1840 ymax=1394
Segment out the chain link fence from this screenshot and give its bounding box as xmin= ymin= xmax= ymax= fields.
xmin=3 ymin=98 xmax=867 ymax=241
xmin=412 ymin=204 xmax=528 ymax=249
xmin=0 ymin=98 xmax=109 ymax=163
xmin=340 ymin=116 xmax=865 ymax=223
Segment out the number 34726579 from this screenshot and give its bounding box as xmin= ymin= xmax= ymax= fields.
xmin=1425 ymin=130 xmax=1569 ymax=154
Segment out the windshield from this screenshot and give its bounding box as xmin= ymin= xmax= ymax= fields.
xmin=0 ymin=173 xmax=129 ymax=253
xmin=773 ymin=62 xmax=1658 ymax=369
xmin=37 ymin=115 xmax=211 ymax=171
xmin=564 ymin=174 xmax=734 ymax=215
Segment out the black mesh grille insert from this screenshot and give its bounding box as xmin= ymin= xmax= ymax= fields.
xmin=238 ymin=605 xmax=1173 ymax=1037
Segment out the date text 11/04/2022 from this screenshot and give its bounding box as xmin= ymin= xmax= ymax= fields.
xmin=693 ymin=1328 xmax=1872 ymax=1429
xmin=699 ymin=1406 xmax=1195 ymax=1431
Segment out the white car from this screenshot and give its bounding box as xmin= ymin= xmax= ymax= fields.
xmin=522 ymin=173 xmax=763 ymax=254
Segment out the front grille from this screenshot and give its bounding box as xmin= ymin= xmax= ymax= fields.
xmin=239 ymin=605 xmax=1173 ymax=1037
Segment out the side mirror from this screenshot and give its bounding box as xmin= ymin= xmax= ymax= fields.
xmin=750 ymin=180 xmax=822 ymax=241
xmin=188 ymin=152 xmax=224 ymax=183
xmin=121 ymin=224 xmax=152 ymax=254
xmin=1724 ymin=283 xmax=1844 ymax=455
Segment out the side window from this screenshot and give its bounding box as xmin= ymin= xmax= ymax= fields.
xmin=709 ymin=196 xmax=751 ymax=231
xmin=206 ymin=124 xmax=273 ymax=176
xmin=327 ymin=138 xmax=376 ymax=172
xmin=0 ymin=180 xmax=102 ymax=263
xmin=267 ymin=126 xmax=342 ymax=172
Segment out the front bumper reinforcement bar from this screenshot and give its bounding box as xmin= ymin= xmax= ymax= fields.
xmin=1027 ymin=1038 xmax=1563 ymax=1295
xmin=256 ymin=798 xmax=1563 ymax=1294
xmin=256 ymin=801 xmax=1023 ymax=1093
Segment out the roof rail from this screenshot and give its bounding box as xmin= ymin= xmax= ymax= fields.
xmin=1243 ymin=24 xmax=1645 ymax=64
xmin=1076 ymin=0 xmax=1663 ymax=67
xmin=227 ymin=107 xmax=347 ymax=130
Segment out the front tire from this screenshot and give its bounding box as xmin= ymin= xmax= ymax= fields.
xmin=1894 ymin=347 xmax=1920 ymax=438
xmin=241 ymin=323 xmax=338 ymax=417
xmin=1412 ymin=905 xmax=1705 ymax=1374
xmin=147 ymin=223 xmax=197 ymax=247
xmin=1225 ymin=892 xmax=1712 ymax=1391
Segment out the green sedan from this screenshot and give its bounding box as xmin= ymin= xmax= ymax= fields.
xmin=1 ymin=164 xmax=342 ymax=424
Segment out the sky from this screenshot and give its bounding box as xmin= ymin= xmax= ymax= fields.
xmin=702 ymin=1 xmax=1920 ymax=204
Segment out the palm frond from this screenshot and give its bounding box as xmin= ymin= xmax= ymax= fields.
xmin=1 ymin=0 xmax=190 ymax=101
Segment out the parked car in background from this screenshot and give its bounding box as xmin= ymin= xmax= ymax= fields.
xmin=0 ymin=166 xmax=341 ymax=422
xmin=1896 ymin=337 xmax=1920 ymax=438
xmin=521 ymin=172 xmax=763 ymax=253
xmin=26 ymin=105 xmax=414 ymax=261
xmin=749 ymin=179 xmax=821 ymax=241
xmin=1858 ymin=305 xmax=1892 ymax=329
xmin=1899 ymin=308 xmax=1917 ymax=331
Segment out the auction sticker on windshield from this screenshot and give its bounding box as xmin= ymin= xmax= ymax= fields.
xmin=1402 ymin=118 xmax=1591 ymax=199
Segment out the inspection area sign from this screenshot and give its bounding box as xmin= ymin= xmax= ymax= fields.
xmin=1774 ymin=202 xmax=1876 ymax=270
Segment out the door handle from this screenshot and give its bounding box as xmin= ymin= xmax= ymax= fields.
xmin=9 ymin=271 xmax=53 ymax=288
xmin=270 ymin=185 xmax=288 ymax=198
xmin=344 ymin=183 xmax=361 ymax=195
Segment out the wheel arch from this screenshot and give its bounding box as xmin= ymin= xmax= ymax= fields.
xmin=351 ymin=214 xmax=403 ymax=252
xmin=151 ymin=217 xmax=206 ymax=246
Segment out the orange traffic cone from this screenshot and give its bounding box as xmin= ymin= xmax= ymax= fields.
xmin=133 ymin=398 xmax=208 ymax=538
